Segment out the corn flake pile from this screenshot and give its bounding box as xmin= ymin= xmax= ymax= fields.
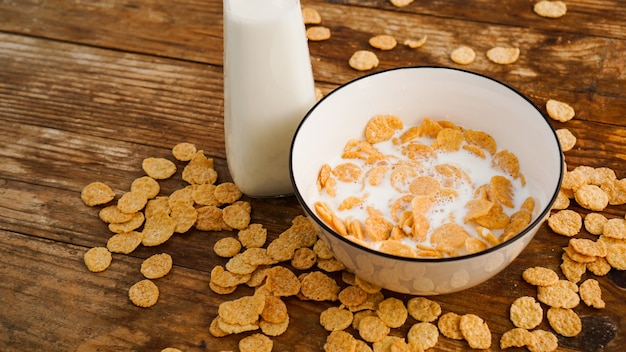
xmin=314 ymin=114 xmax=533 ymax=259
xmin=81 ymin=143 xmax=249 ymax=308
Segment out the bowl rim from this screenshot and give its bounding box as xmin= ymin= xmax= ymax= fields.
xmin=290 ymin=65 xmax=564 ymax=263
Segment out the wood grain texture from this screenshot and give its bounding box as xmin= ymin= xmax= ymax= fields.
xmin=1 ymin=0 xmax=625 ymax=351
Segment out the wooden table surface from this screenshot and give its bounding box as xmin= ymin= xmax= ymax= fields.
xmin=1 ymin=0 xmax=626 ymax=351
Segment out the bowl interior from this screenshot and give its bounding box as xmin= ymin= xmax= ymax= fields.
xmin=290 ymin=67 xmax=564 ymax=294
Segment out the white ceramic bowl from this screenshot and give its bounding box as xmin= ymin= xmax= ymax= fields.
xmin=290 ymin=66 xmax=563 ymax=295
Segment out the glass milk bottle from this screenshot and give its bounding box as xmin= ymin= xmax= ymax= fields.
xmin=223 ymin=0 xmax=317 ymax=197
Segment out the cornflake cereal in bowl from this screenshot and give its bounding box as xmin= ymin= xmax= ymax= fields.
xmin=290 ymin=67 xmax=563 ymax=295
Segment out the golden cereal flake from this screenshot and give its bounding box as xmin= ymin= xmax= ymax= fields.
xmin=260 ymin=315 xmax=290 ymax=336
xmin=140 ymin=253 xmax=173 ymax=279
xmin=142 ymin=211 xmax=176 ymax=246
xmin=546 ymin=307 xmax=581 ymax=337
xmin=579 ymin=279 xmax=605 ymax=309
xmin=464 ymin=130 xmax=497 ymax=155
xmin=302 ymin=7 xmax=322 ymax=24
xmin=406 ymin=297 xmax=441 ymax=322
xmin=99 ymin=205 xmax=135 ymax=224
xmin=171 ymin=142 xmax=197 ymax=161
xmin=130 ymin=176 xmax=160 ymax=199
xmin=365 ymin=114 xmax=404 ymax=144
xmin=492 ymin=149 xmax=520 ymax=178
xmin=349 ymin=50 xmax=380 ymax=71
xmin=306 ymin=26 xmax=331 ymax=41
xmin=318 ymin=257 xmax=346 ymax=272
xmin=333 ymin=162 xmax=363 ymax=183
xmin=537 ymin=280 xmax=580 ymax=308
xmin=213 ymin=236 xmax=242 ymax=258
xmin=209 ymin=281 xmax=237 ymax=295
xmin=552 ymin=190 xmax=570 ymax=210
xmin=358 ymin=315 xmax=390 ymax=343
xmin=320 ymin=306 xmax=354 ymax=331
xmin=261 ymin=295 xmax=289 ymax=324
xmin=606 ymin=243 xmax=626 ymax=270
xmin=241 ymin=248 xmax=279 ymax=266
xmin=106 ymin=231 xmax=143 ymax=254
xmin=369 ymin=34 xmax=397 ymax=50
xmin=602 ymin=217 xmax=626 ymax=240
xmin=355 ymin=276 xmax=382 ymax=294
xmin=376 ymin=297 xmax=407 ymax=328
xmin=195 ymin=205 xmax=231 ymax=231
xmin=117 ymin=191 xmax=148 ymax=214
xmin=528 ymin=329 xmax=559 ymax=352
xmin=500 ymin=328 xmax=536 ymax=349
xmin=299 ymin=271 xmax=340 ymax=301
xmin=142 ymin=157 xmax=176 ymax=180
xmin=161 ymin=348 xmax=183 ymax=352
xmin=407 ymin=322 xmax=439 ymax=350
xmin=575 ymin=184 xmax=609 ymax=211
xmin=84 ymin=247 xmax=112 ymax=272
xmin=510 ymin=296 xmax=543 ymax=330
xmin=239 ymin=333 xmax=273 ymax=352
xmin=266 ymin=266 xmax=301 ymax=297
xmin=128 ymin=279 xmax=159 ymax=308
xmin=171 ymin=204 xmax=197 ymax=233
xmin=569 ymin=237 xmax=607 ymax=257
xmin=490 ymin=175 xmax=514 ymax=208
xmin=584 ymin=212 xmax=608 ymax=235
xmin=560 ymin=252 xmax=587 ymax=283
xmin=556 ymin=128 xmax=577 ymax=152
xmin=168 ymin=185 xmax=195 ymax=208
xmin=432 ymin=128 xmax=464 ymax=152
xmin=218 ymin=294 xmax=265 ymax=326
xmin=108 ymin=212 xmax=145 ymax=234
xmin=603 ymin=178 xmax=626 ymax=205
xmin=182 ymin=150 xmax=217 ymax=185
xmin=225 ymin=253 xmax=257 ymax=275
xmin=403 ymin=36 xmax=427 ymax=48
xmin=547 ymin=209 xmax=582 ymax=237
xmin=339 ymin=285 xmax=368 ymax=308
xmin=486 ymin=46 xmax=520 ymax=65
xmin=534 ymin=0 xmax=567 ymax=18
xmin=546 ymin=99 xmax=575 ymax=122
xmin=191 ymin=183 xmax=219 ymax=206
xmin=324 ymin=330 xmax=358 ymax=352
xmin=81 ymin=181 xmax=115 ymax=206
xmin=215 ymin=316 xmax=259 ymax=334
xmin=145 ymin=196 xmax=170 ymax=218
xmin=522 ymin=266 xmax=559 ymax=286
xmin=222 ymin=201 xmax=251 ymax=230
xmin=587 ymin=256 xmax=612 ymax=276
xmin=238 ymin=223 xmax=268 ymax=248
xmin=210 ymin=265 xmax=250 ymax=288
xmin=450 ymin=45 xmax=476 ymax=65
xmin=437 ymin=312 xmax=464 ymax=340
xmin=459 ymin=314 xmax=492 ymax=349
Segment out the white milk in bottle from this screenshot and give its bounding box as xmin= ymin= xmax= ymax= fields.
xmin=223 ymin=0 xmax=317 ymax=197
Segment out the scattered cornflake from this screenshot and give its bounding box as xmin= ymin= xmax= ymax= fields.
xmin=320 ymin=306 xmax=354 ymax=331
xmin=522 ymin=266 xmax=559 ymax=286
xmin=556 ymin=128 xmax=577 ymax=152
xmin=349 ymin=50 xmax=380 ymax=71
xmin=528 ymin=329 xmax=558 ymax=352
xmin=171 ymin=142 xmax=197 ymax=161
xmin=106 ymin=231 xmax=143 ymax=254
xmin=128 ymin=279 xmax=160 ymax=308
xmin=500 ymin=327 xmax=536 ymax=349
xmin=450 ymin=45 xmax=476 ymax=65
xmin=239 ymin=333 xmax=273 ymax=352
xmin=547 ymin=209 xmax=582 ymax=237
xmin=546 ymin=307 xmax=582 ymax=337
xmin=459 ymin=314 xmax=492 ymax=349
xmin=546 ymin=99 xmax=575 ymax=122
xmin=324 ymin=330 xmax=357 ymax=352
xmin=306 ymin=26 xmax=331 ymax=41
xmin=584 ymin=212 xmax=608 ymax=235
xmin=357 ymin=315 xmax=390 ymax=343
xmin=437 ymin=312 xmax=464 ymax=340
xmin=142 ymin=157 xmax=177 ymax=180
xmin=81 ymin=181 xmax=115 ymax=206
xmin=369 ymin=34 xmax=397 ymax=50
xmin=509 ymin=296 xmax=543 ymax=329
xmin=302 ymin=7 xmax=322 ymax=24
xmin=406 ymin=297 xmax=441 ymax=322
xmin=407 ymin=322 xmax=439 ymax=350
xmin=575 ymin=184 xmax=609 ymax=211
xmin=537 ymin=280 xmax=580 ymax=308
xmin=140 ymin=253 xmax=173 ymax=279
xmin=534 ymin=0 xmax=567 ymax=19
xmin=486 ymin=46 xmax=520 ymax=64
xmin=84 ymin=247 xmax=112 ymax=272
xmin=403 ymin=36 xmax=427 ymax=48
xmin=579 ymin=279 xmax=606 ymax=308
